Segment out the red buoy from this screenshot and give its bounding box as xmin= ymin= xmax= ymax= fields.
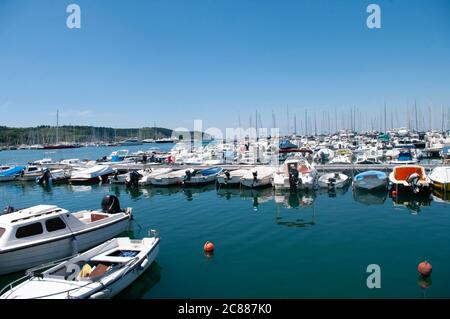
xmin=204 ymin=241 xmax=215 ymax=253
xmin=392 ymin=190 xmax=397 ymax=197
xmin=418 ymin=261 xmax=433 ymax=277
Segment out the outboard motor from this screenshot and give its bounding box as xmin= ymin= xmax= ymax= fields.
xmin=224 ymin=170 xmax=231 ymax=180
xmin=3 ymin=206 xmax=15 ymax=215
xmin=252 ymin=170 xmax=258 ymax=182
xmin=101 ymin=195 xmax=123 ymax=214
xmin=184 ymin=170 xmax=192 ymax=182
xmin=125 ymin=170 xmax=141 ymax=188
xmin=407 ymin=172 xmax=421 ymax=194
xmin=288 ymin=168 xmax=299 ymax=190
xmin=36 ymin=169 xmax=51 ymax=185
xmin=113 ymin=171 xmax=119 ymax=181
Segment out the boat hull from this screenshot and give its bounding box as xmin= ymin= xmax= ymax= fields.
xmin=353 ymin=178 xmax=388 ymax=191
xmin=0 ymin=217 xmax=130 ymax=275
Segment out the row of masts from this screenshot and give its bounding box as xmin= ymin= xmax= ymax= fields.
xmin=240 ymin=102 xmax=450 ymax=136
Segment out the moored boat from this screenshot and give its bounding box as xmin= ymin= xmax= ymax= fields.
xmin=0 ymin=195 xmax=132 ymax=275
xmin=388 ymin=165 xmax=430 ymax=194
xmin=353 ymin=170 xmax=388 ymax=191
xmin=428 ymin=166 xmax=450 ymax=192
xmin=318 ymin=172 xmax=350 ymax=189
xmin=184 ymin=167 xmax=223 ymax=186
xmin=150 ymin=169 xmax=194 ymax=186
xmin=16 ymin=165 xmax=47 ymax=182
xmin=272 ymin=157 xmax=318 ymax=190
xmin=0 ymin=233 xmax=159 ymax=299
xmin=217 ymin=169 xmax=248 ymax=186
xmin=0 ymin=166 xmax=26 ymax=182
xmin=241 ymin=166 xmax=275 ymax=188
xmin=70 ymin=165 xmax=116 ymax=184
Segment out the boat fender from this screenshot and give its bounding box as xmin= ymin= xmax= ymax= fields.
xmin=90 ymin=289 xmax=111 ymax=299
xmin=137 ymin=258 xmax=149 ymax=271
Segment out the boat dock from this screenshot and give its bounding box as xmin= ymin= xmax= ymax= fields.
xmin=111 ymin=163 xmax=440 ymax=173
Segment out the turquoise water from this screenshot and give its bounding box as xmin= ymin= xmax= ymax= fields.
xmin=0 ymin=148 xmax=450 ymax=298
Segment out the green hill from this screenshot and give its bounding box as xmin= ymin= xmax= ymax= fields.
xmin=0 ymin=125 xmax=210 ymax=146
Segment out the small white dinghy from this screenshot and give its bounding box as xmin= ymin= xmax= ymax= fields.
xmin=318 ymin=172 xmax=349 ymax=189
xmin=217 ymin=169 xmax=249 ymax=186
xmin=0 ymin=233 xmax=160 ymax=299
xmin=241 ymin=166 xmax=275 ymax=188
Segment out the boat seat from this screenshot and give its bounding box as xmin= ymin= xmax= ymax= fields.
xmin=90 ymin=213 xmax=108 ymax=222
xmin=395 ymin=167 xmax=425 ymax=181
xmin=89 ymin=263 xmax=110 ymax=279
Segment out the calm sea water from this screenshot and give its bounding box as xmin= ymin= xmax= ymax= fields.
xmin=0 ymin=147 xmax=449 ymax=298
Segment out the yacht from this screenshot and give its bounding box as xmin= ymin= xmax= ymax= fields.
xmin=272 ymin=157 xmax=318 ymax=190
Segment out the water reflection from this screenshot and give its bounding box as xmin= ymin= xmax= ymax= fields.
xmin=216 ymin=187 xmax=273 ymax=211
xmin=316 ymin=183 xmax=350 ymax=198
xmin=391 ymin=193 xmax=432 ymax=214
xmin=183 ymin=184 xmax=217 ymax=201
xmin=115 ymin=261 xmax=162 ymax=299
xmin=353 ymin=188 xmax=387 ymax=206
xmin=274 ymin=190 xmax=316 ymax=228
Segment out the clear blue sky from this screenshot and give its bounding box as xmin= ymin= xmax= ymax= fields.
xmin=1 ymin=0 xmax=449 ymax=134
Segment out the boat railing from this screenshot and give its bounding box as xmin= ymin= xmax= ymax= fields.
xmin=0 ymin=274 xmax=31 ymax=297
xmin=24 ymin=253 xmax=80 ymax=278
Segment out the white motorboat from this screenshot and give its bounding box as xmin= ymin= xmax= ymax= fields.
xmin=16 ymin=166 xmax=47 ymax=182
xmin=241 ymin=166 xmax=275 ymax=188
xmin=36 ymin=169 xmax=71 ymax=185
xmin=0 ymin=233 xmax=159 ymax=299
xmin=70 ymin=165 xmax=116 ymax=184
xmin=138 ymin=168 xmax=173 ymax=186
xmin=0 ymin=166 xmax=25 ymax=182
xmin=329 ymin=154 xmax=352 ymax=165
xmin=428 ymin=166 xmax=450 ymax=192
xmin=389 ymin=165 xmax=431 ymax=194
xmin=183 ymin=167 xmax=223 ymax=186
xmin=314 ymin=148 xmax=335 ymax=163
xmin=150 ymin=168 xmax=194 ymax=186
xmin=318 ymin=172 xmax=350 ymax=189
xmin=217 ymin=169 xmax=248 ymax=186
xmin=272 ymin=157 xmax=318 ymax=190
xmin=0 ymin=195 xmax=132 ymax=275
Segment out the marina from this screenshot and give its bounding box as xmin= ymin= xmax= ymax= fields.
xmin=1 ymin=0 xmax=450 ymax=303
xmin=0 ymin=132 xmax=449 ymax=298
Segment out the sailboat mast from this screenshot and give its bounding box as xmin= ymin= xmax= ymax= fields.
xmin=56 ymin=109 xmax=59 ymax=144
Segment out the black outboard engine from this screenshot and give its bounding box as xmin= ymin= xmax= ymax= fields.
xmin=126 ymin=170 xmax=141 ymax=188
xmin=252 ymin=170 xmax=258 ymax=182
xmin=407 ymin=173 xmax=421 ymax=194
xmin=3 ymin=206 xmax=15 ymax=215
xmin=101 ymin=195 xmax=123 ymax=214
xmin=184 ymin=170 xmax=192 ymax=181
xmin=37 ymin=169 xmax=51 ymax=185
xmin=288 ymin=168 xmax=299 ymax=190
xmin=224 ymin=170 xmax=231 ymax=180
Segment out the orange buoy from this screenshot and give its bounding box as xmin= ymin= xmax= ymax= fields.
xmin=392 ymin=190 xmax=397 ymax=197
xmin=204 ymin=241 xmax=215 ymax=253
xmin=418 ymin=260 xmax=433 ymax=277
